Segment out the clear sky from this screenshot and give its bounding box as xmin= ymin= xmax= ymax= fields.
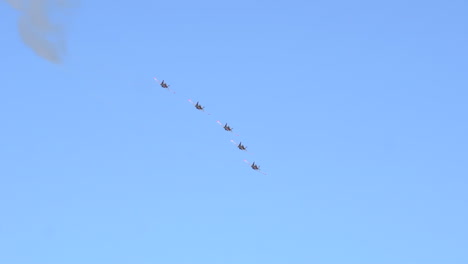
xmin=1 ymin=0 xmax=467 ymax=263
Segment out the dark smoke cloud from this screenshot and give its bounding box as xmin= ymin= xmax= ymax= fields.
xmin=4 ymin=0 xmax=75 ymax=64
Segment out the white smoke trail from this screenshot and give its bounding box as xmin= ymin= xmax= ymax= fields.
xmin=4 ymin=0 xmax=75 ymax=64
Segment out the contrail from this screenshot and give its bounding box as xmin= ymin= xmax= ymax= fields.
xmin=4 ymin=0 xmax=75 ymax=64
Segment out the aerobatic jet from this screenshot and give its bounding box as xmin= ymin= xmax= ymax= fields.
xmin=237 ymin=142 xmax=247 ymax=151
xmin=244 ymin=159 xmax=266 ymax=174
xmin=223 ymin=123 xmax=233 ymax=131
xmin=154 ymin=77 xmax=175 ymax=93
xmin=194 ymin=102 xmax=204 ymax=110
xmin=230 ymin=140 xmax=249 ymax=153
xmin=160 ymin=80 xmax=169 ymax=88
xmin=217 ymin=121 xmax=240 ymax=136
xmin=188 ymin=99 xmax=211 ymax=115
xmin=251 ymin=162 xmax=260 ymax=170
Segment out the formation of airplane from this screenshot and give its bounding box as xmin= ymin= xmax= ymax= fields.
xmin=154 ymin=77 xmax=267 ymax=175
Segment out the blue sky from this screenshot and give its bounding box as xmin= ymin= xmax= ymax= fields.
xmin=1 ymin=0 xmax=467 ymax=263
